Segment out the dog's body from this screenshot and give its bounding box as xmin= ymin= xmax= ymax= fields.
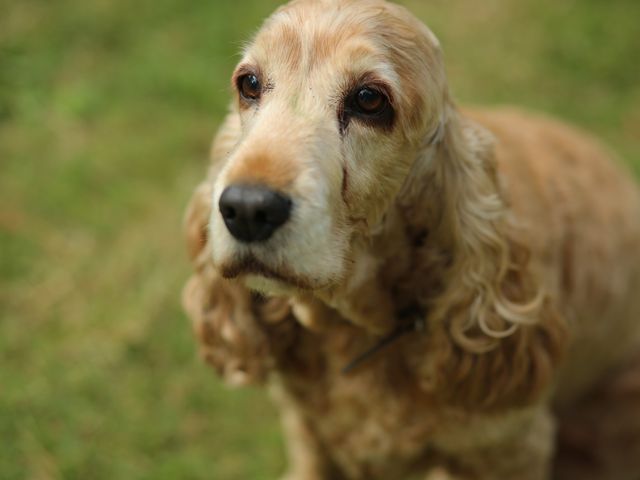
xmin=183 ymin=1 xmax=640 ymax=479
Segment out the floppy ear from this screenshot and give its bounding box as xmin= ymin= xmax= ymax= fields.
xmin=184 ymin=182 xmax=212 ymax=262
xmin=412 ymin=101 xmax=568 ymax=410
xmin=182 ymin=181 xmax=296 ymax=385
xmin=182 ymin=111 xmax=295 ymax=385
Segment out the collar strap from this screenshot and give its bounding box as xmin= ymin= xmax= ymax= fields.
xmin=342 ymin=314 xmax=425 ymax=375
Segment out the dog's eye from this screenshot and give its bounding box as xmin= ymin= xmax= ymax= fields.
xmin=354 ymin=88 xmax=386 ymax=115
xmin=340 ymin=84 xmax=394 ymax=133
xmin=239 ymin=74 xmax=261 ymax=101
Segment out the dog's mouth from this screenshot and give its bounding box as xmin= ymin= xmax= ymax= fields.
xmin=220 ymin=255 xmax=317 ymax=291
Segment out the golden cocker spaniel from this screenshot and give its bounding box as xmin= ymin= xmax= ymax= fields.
xmin=182 ymin=1 xmax=640 ymax=478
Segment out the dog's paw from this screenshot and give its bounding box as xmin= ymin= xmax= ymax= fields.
xmin=424 ymin=467 xmax=458 ymax=480
xmin=279 ymin=473 xmax=324 ymax=480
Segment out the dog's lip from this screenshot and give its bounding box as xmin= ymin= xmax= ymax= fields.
xmin=220 ymin=256 xmax=316 ymax=290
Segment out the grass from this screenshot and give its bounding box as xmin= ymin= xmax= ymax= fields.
xmin=1 ymin=0 xmax=638 ymax=478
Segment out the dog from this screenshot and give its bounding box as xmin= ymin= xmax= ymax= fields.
xmin=182 ymin=1 xmax=640 ymax=478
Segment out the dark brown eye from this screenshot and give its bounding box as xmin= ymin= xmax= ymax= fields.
xmin=339 ymin=83 xmax=394 ymax=134
xmin=354 ymin=87 xmax=387 ymax=114
xmin=239 ymin=74 xmax=261 ymax=100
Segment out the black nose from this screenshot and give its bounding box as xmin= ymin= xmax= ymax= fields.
xmin=219 ymin=184 xmax=292 ymax=243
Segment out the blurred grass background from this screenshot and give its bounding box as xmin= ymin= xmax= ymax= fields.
xmin=1 ymin=0 xmax=638 ymax=479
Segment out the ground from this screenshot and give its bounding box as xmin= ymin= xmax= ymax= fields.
xmin=1 ymin=0 xmax=639 ymax=478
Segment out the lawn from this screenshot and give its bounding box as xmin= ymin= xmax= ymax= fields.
xmin=1 ymin=0 xmax=638 ymax=479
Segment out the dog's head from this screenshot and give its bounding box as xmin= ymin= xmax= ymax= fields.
xmin=189 ymin=0 xmax=568 ymax=405
xmin=209 ymin=0 xmax=447 ymax=293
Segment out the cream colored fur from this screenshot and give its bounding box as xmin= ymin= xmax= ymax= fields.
xmin=182 ymin=1 xmax=640 ymax=478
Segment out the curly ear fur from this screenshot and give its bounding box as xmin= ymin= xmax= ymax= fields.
xmin=182 ymin=180 xmax=295 ymax=386
xmin=409 ymin=102 xmax=568 ymax=409
xmin=182 ymin=111 xmax=297 ymax=385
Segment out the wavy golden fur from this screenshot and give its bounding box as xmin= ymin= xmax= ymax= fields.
xmin=182 ymin=1 xmax=640 ymax=478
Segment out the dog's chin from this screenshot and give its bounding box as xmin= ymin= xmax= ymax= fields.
xmin=219 ymin=256 xmax=326 ymax=294
xmin=244 ymin=275 xmax=297 ymax=296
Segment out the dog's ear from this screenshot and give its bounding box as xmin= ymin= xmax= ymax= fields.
xmin=184 ymin=182 xmax=212 ymax=262
xmin=183 ymin=181 xmax=260 ymax=384
xmin=182 ymin=181 xmax=295 ymax=385
xmin=412 ymin=103 xmax=568 ymax=410
xmin=185 ymin=110 xmax=241 ymax=262
xmin=182 ymin=111 xmax=295 ymax=385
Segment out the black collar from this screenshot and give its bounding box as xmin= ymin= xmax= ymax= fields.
xmin=342 ymin=308 xmax=425 ymax=374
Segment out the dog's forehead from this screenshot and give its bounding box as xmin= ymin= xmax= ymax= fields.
xmin=238 ymin=0 xmax=444 ymax=133
xmin=244 ymin=0 xmax=414 ymax=81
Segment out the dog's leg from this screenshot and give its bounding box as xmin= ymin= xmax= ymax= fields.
xmin=271 ymin=384 xmax=345 ymax=480
xmin=434 ymin=407 xmax=555 ymax=480
xmin=554 ymin=351 xmax=640 ymax=480
xmin=424 ymin=467 xmax=459 ymax=480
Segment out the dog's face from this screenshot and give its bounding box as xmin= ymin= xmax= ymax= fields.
xmin=210 ymin=0 xmax=447 ymax=293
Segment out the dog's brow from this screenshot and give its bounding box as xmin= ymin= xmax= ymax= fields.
xmin=338 ymin=73 xmax=396 ymax=134
xmin=232 ymin=64 xmax=258 ymax=86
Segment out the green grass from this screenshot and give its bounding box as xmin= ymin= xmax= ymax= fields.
xmin=1 ymin=0 xmax=639 ymax=478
